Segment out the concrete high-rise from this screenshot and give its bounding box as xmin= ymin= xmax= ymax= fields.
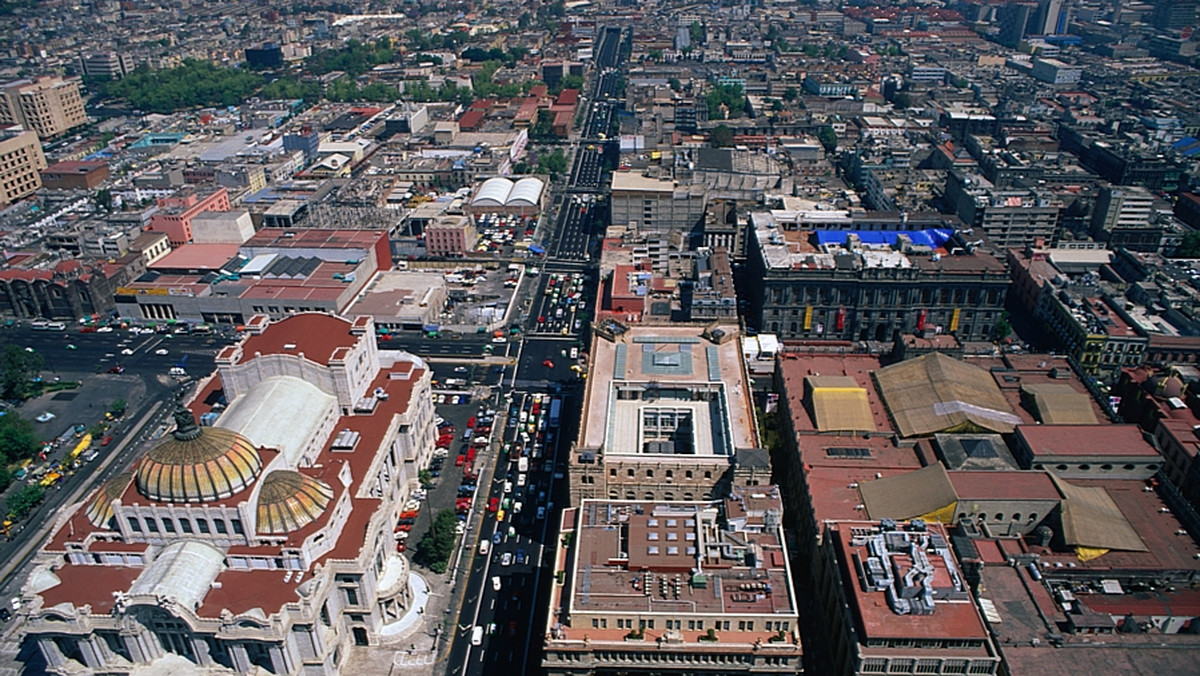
xmin=998 ymin=2 xmax=1037 ymax=47
xmin=0 ymin=77 xmax=87 ymax=139
xmin=0 ymin=127 xmax=46 ymax=206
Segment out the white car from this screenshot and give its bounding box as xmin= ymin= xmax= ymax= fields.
xmin=35 ymin=411 xmax=55 ymax=423
xmin=96 ymin=326 xmax=113 ymax=333
xmin=492 ymin=576 xmax=502 ymax=591
xmin=154 ymin=348 xmax=169 ymax=356
xmin=120 ymin=348 xmax=134 ymax=355
xmin=500 ymin=552 xmax=513 ymax=566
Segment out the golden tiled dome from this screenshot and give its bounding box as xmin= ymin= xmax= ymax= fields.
xmin=256 ymin=470 xmax=334 ymax=534
xmin=135 ymin=405 xmax=263 ymax=503
xmin=85 ymin=472 xmax=133 ymax=528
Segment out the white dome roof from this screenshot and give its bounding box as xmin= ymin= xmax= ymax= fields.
xmin=471 ymin=177 xmax=513 ymax=206
xmin=508 ymin=177 xmax=544 ymax=207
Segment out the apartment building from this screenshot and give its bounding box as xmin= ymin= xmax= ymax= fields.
xmin=0 ymin=127 xmax=46 ymax=206
xmin=0 ymin=77 xmax=87 ymax=139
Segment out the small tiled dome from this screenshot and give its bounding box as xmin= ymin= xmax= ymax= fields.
xmin=256 ymin=470 xmax=334 ymax=534
xmin=135 ymin=405 xmax=263 ymax=503
xmin=85 ymin=472 xmax=133 ymax=527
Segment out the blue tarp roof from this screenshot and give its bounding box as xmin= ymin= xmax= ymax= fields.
xmin=1172 ymin=137 xmax=1200 ymax=157
xmin=814 ymin=228 xmax=956 ymax=249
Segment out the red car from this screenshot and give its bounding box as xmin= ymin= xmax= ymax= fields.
xmin=537 ymin=315 xmax=546 ymax=323
xmin=399 ymin=510 xmax=418 ymax=520
xmin=100 ymin=435 xmax=113 ymax=447
xmin=488 ymin=497 xmax=500 ymax=512
xmin=542 ymin=360 xmax=555 ymax=369
xmin=455 ymin=455 xmax=466 ymax=466
xmin=397 ymin=523 xmax=413 ymax=532
xmin=396 ymin=541 xmax=407 ymax=552
xmin=106 ymin=365 xmax=125 ymax=374
xmin=467 ymin=417 xmax=476 ymax=428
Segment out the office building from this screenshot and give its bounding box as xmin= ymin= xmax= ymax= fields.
xmin=946 ymin=171 xmax=1063 ymax=248
xmin=744 ymin=211 xmax=1009 ymax=343
xmin=998 ymin=2 xmax=1037 ymax=47
xmin=79 ymin=52 xmax=133 ymax=80
xmin=1090 ymin=184 xmax=1154 ymax=237
xmin=1152 ymin=0 xmax=1197 ymax=33
xmin=542 ymin=495 xmax=802 ymax=675
xmin=0 ymin=76 xmax=87 ymax=139
xmin=815 ymin=520 xmax=1000 ymax=676
xmin=17 ymin=313 xmax=437 ymax=674
xmin=569 ymin=323 xmax=762 ymax=505
xmin=610 ymin=172 xmax=708 ymax=237
xmin=146 ymin=187 xmax=233 ymax=246
xmin=0 ymin=127 xmax=46 ymax=206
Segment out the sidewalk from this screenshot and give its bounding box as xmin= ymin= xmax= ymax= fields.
xmin=343 ymin=396 xmax=507 ymax=676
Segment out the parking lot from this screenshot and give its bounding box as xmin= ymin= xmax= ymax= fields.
xmin=470 ymin=213 xmax=538 ymax=256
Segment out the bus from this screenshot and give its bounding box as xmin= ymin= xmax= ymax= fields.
xmin=548 ymin=398 xmax=562 ymax=428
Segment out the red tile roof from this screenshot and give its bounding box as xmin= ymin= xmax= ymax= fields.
xmin=1016 ymin=424 xmax=1159 ymax=457
xmin=949 ymin=470 xmax=1063 ymax=501
xmin=239 ymin=313 xmax=358 ymax=366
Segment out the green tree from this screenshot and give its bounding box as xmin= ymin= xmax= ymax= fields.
xmin=418 ymin=469 xmax=433 ymax=487
xmin=109 ymin=398 xmax=126 ymax=418
xmin=1 ymin=345 xmax=43 ymax=400
xmin=690 ymin=21 xmax=704 ymax=45
xmin=1178 ymin=231 xmax=1200 ymax=257
xmin=96 ymin=60 xmax=264 ymax=113
xmin=93 ymin=188 xmax=113 ymax=212
xmin=992 ymin=312 xmax=1013 ymax=342
xmin=668 ymin=77 xmax=682 ymax=92
xmin=415 ymin=509 xmax=460 ymax=573
xmin=6 ymin=484 xmax=44 ymax=520
xmin=705 ymin=83 xmax=745 ymax=120
xmin=260 ymin=77 xmax=322 ymax=102
xmin=552 ymin=73 xmax=584 ymax=95
xmin=892 ymin=92 xmax=913 ymax=110
xmin=0 ymin=412 xmax=39 ymax=463
xmin=783 ymin=86 xmax=798 ymax=102
xmin=710 ymin=124 xmax=734 ymax=148
xmin=538 ymin=149 xmax=568 ymax=178
xmin=816 ymin=126 xmax=838 ymax=152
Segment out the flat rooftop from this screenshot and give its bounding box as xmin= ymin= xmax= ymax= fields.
xmin=978 ymin=564 xmax=1200 ymax=675
xmin=565 ymin=500 xmax=796 ymax=635
xmin=1016 ymin=424 xmax=1161 ymax=458
xmin=831 ymin=521 xmax=990 ymax=642
xmin=582 ymin=325 xmax=755 ymax=456
xmin=1025 ymin=479 xmax=1200 ymax=573
xmin=343 ymin=270 xmax=446 ymax=320
xmin=778 ymin=354 xmax=893 ymax=434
